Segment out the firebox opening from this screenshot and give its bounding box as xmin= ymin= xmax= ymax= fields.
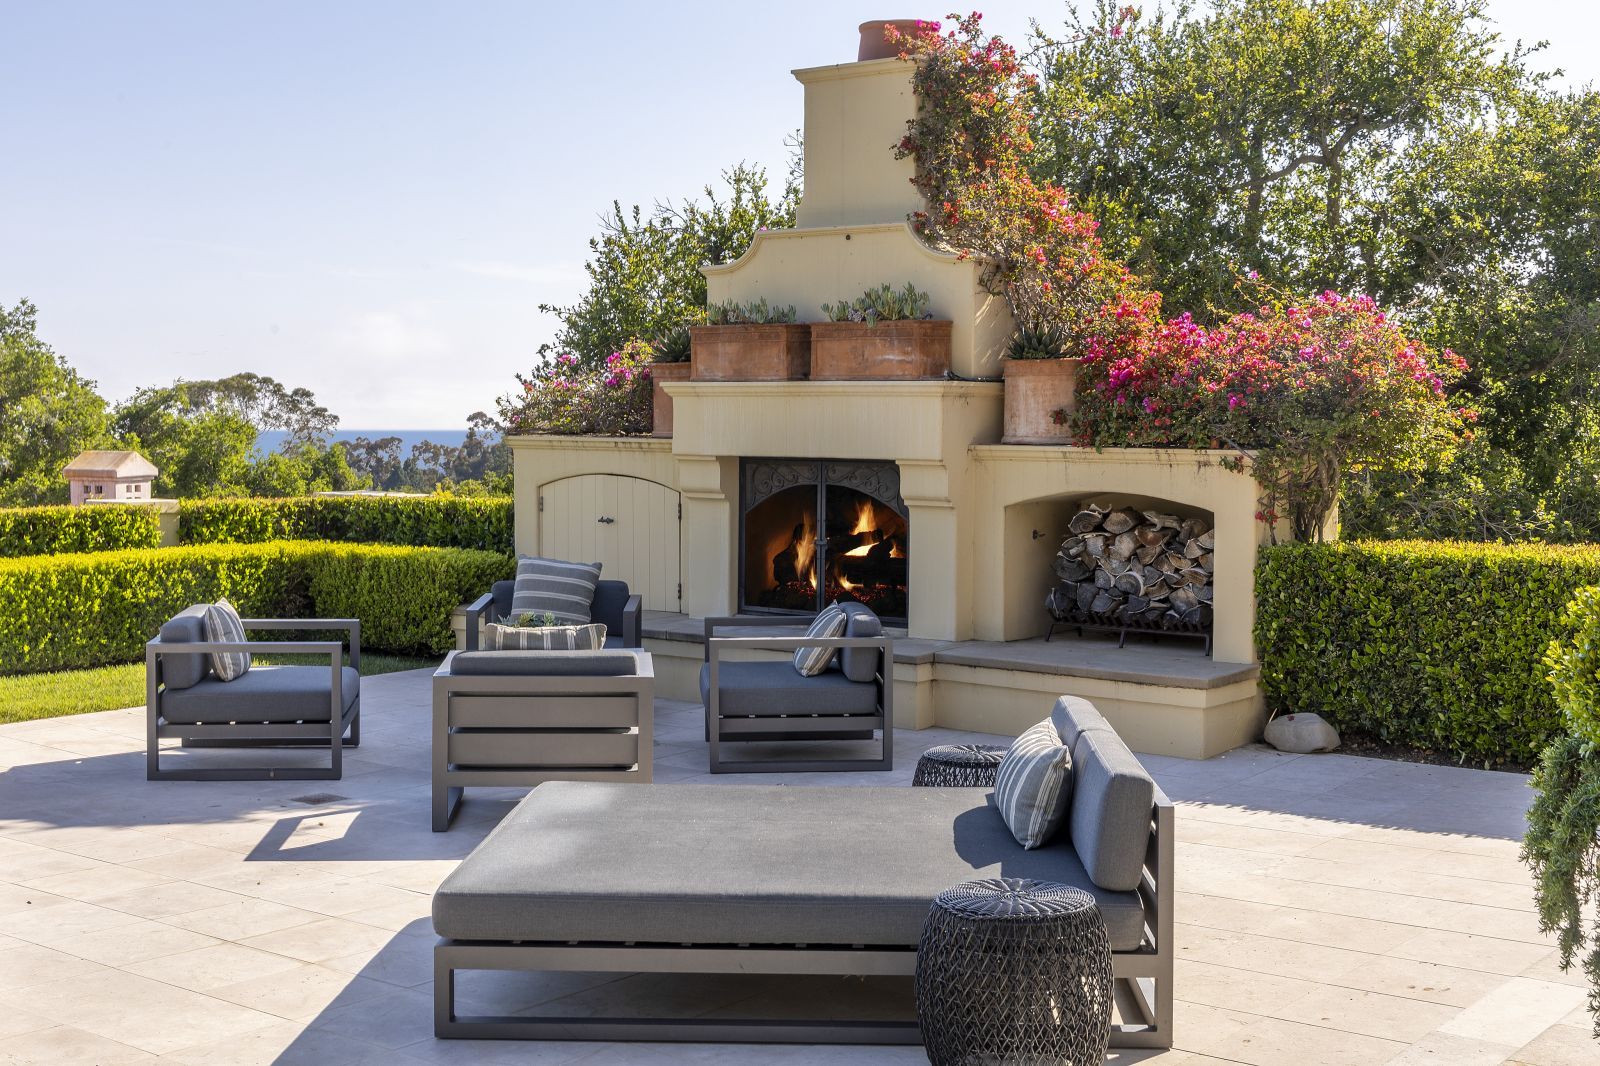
xmin=741 ymin=460 xmax=909 ymax=622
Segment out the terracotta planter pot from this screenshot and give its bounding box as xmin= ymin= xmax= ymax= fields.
xmin=858 ymin=19 xmax=921 ymax=61
xmin=1002 ymin=357 xmax=1081 ymax=444
xmin=650 ymin=361 xmax=692 ymax=437
xmin=809 ymin=320 xmax=952 ymax=380
xmin=690 ymin=324 xmax=811 ymax=381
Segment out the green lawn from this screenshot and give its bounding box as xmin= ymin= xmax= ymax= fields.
xmin=0 ymin=654 xmax=438 ymax=725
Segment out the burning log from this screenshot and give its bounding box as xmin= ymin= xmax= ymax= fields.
xmin=1046 ymin=506 xmax=1216 ymax=635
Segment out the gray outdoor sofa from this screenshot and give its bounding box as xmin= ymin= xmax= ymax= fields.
xmin=431 ymin=695 xmax=1173 ymax=1048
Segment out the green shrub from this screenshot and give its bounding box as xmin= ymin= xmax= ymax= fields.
xmin=177 ymin=495 xmax=514 ymax=552
xmin=0 ymin=541 xmax=512 ymax=674
xmin=0 ymin=504 xmax=161 ymax=557
xmin=1256 ymin=539 xmax=1600 ymax=764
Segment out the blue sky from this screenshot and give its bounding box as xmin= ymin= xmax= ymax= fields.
xmin=2 ymin=1 xmax=1593 ymax=428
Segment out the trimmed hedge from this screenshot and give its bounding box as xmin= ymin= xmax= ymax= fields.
xmin=0 ymin=541 xmax=512 ymax=674
xmin=177 ymin=496 xmax=514 ymax=552
xmin=0 ymin=504 xmax=161 ymax=558
xmin=1256 ymin=539 xmax=1600 ymax=765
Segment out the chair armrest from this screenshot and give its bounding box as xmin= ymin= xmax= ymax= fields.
xmin=706 ymin=635 xmax=894 ymax=677
xmin=147 ymin=638 xmax=344 ymax=657
xmin=702 ymin=614 xmax=816 ymax=660
xmin=463 ymin=593 xmax=495 ymax=652
xmin=622 ymin=594 xmax=643 ymax=649
xmin=241 ymin=619 xmax=359 ymax=671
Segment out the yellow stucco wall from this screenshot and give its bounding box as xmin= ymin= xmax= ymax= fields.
xmin=791 ymin=59 xmax=921 ymax=230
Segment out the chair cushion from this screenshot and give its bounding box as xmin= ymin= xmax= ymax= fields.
xmin=510 ymin=556 xmax=602 ymax=625
xmin=203 ymin=599 xmax=251 ymax=681
xmin=160 ymin=665 xmax=358 ymax=724
xmin=838 ymin=602 xmax=882 ymax=683
xmin=485 ymin=623 xmax=607 ymax=650
xmin=792 ymin=604 xmax=848 ymax=677
xmin=433 ymin=782 xmax=1147 ymax=951
xmin=701 ymin=660 xmax=878 ymax=717
xmin=449 ymin=651 xmax=641 ymax=677
xmin=157 ymin=605 xmax=211 ymax=690
xmin=994 ymin=717 xmax=1074 ymax=848
xmin=1070 ymin=727 xmax=1157 ymax=891
xmin=590 ymin=580 xmax=631 ymax=636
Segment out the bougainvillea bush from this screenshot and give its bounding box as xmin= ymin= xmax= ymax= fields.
xmin=498 ymin=339 xmax=653 ymax=436
xmin=1074 ymin=287 xmax=1470 ymax=540
xmin=888 ymin=14 xmax=1153 ymax=354
xmin=888 ymin=15 xmax=1470 ymax=540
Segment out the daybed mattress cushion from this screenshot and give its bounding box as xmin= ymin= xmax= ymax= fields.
xmin=160 ymin=665 xmax=359 ymax=723
xmin=432 ymin=781 xmax=1146 ymax=951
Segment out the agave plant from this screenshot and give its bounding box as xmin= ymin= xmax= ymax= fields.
xmin=653 ymin=326 xmax=692 ymax=363
xmin=820 ymin=283 xmax=934 ymax=326
xmin=1008 ymin=321 xmax=1071 ymax=360
xmin=706 ymin=299 xmax=798 ymax=325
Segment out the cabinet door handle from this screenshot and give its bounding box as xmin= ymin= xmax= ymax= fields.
xmin=597 ymin=516 xmax=615 ymax=524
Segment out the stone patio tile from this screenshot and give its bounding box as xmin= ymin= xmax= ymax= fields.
xmin=1320 ymin=952 xmax=1506 ymax=1008
xmin=209 ymin=963 xmax=393 ymax=1021
xmin=161 ymin=1019 xmax=400 ymax=1066
xmin=1175 ymin=891 xmax=1415 ymax=954
xmin=0 ymin=933 xmax=108 ymax=993
xmin=0 ymin=898 xmax=146 ymax=951
xmin=87 ymin=878 xmax=254 ymax=920
xmin=20 ymin=859 xmax=169 ymax=900
xmin=309 ymin=986 xmax=438 ymax=1049
xmin=1510 ymin=1022 xmax=1600 ymax=1065
xmin=1172 ymin=959 xmax=1323 ymax=1015
xmin=0 ymin=1006 xmax=53 ymax=1042
xmin=1300 ymin=835 xmax=1535 ymax=887
xmin=1380 ymin=1031 xmax=1516 ymax=1065
xmin=7 ymin=969 xmax=279 ymax=1055
xmin=48 ymin=917 xmax=218 ymax=967
xmin=1199 ymin=1011 xmax=1408 ymax=1066
xmin=159 ymin=897 xmax=325 ymax=941
xmin=1519 ymin=948 xmax=1593 ymax=989
xmin=1387 ymin=929 xmax=1557 ymax=976
xmin=1269 ymin=984 xmax=1459 ymax=1043
xmin=1263 ymin=852 xmax=1535 ymax=912
xmin=0 ymin=880 xmax=73 ymax=919
xmin=1176 ymin=817 xmax=1332 ymax=857
xmin=124 ymin=941 xmax=307 ymax=992
xmin=239 ymin=915 xmax=398 ymax=964
xmin=0 ymin=1024 xmax=156 ymax=1064
xmin=1437 ymin=976 xmax=1588 ymax=1046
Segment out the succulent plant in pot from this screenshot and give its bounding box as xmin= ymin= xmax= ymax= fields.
xmin=1002 ymin=321 xmax=1080 ymax=444
xmin=691 ymin=299 xmax=810 ymax=382
xmin=811 ymin=282 xmax=951 ymax=380
xmin=650 ymin=326 xmax=694 ymax=437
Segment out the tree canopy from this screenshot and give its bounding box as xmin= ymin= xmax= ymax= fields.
xmin=0 ymin=301 xmax=112 ymax=506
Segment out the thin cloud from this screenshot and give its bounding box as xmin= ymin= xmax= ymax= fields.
xmin=451 ymin=259 xmax=584 ymax=286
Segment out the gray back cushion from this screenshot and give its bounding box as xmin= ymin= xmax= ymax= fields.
xmin=1069 ymin=727 xmax=1156 ymax=891
xmin=1051 ymin=695 xmax=1114 ymax=746
xmin=157 ymin=605 xmax=212 ymax=690
xmin=449 ymin=650 xmax=640 ymax=677
xmin=590 ymin=580 xmax=630 ymax=634
xmin=838 ymin=602 xmax=883 ymax=683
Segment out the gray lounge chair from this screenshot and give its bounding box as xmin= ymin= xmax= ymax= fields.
xmin=700 ymin=606 xmax=893 ymax=773
xmin=431 ymin=649 xmax=654 ymax=830
xmin=431 ymin=695 xmax=1171 ymax=1048
xmin=463 ymin=579 xmax=641 ymax=650
xmin=145 ymin=605 xmax=361 ymax=781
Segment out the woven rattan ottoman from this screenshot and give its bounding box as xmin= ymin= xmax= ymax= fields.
xmin=916 ymin=877 xmax=1114 ymax=1065
xmin=912 ymin=744 xmax=1006 ymax=788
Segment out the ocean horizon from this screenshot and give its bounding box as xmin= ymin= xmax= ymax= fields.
xmin=256 ymin=429 xmax=472 ymax=454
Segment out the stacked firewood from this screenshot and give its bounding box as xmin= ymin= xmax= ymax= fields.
xmin=1046 ymin=505 xmax=1215 ymax=630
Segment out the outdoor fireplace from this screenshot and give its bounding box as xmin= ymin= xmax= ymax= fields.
xmin=741 ymin=459 xmax=909 ymax=621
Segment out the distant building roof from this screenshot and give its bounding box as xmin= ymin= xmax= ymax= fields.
xmin=62 ymin=450 xmax=159 ymax=478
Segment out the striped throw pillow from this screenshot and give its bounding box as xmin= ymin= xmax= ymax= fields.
xmin=792 ymin=603 xmax=849 ymax=677
xmin=509 ymin=556 xmax=602 ymax=626
xmin=485 ymin=623 xmax=608 ymax=651
xmin=202 ymin=598 xmax=251 ymax=682
xmin=993 ymin=718 xmax=1074 ymax=849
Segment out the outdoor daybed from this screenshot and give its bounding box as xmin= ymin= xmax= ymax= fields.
xmin=431 ymin=696 xmax=1174 ymax=1048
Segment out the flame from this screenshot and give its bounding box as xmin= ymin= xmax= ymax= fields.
xmin=796 ymin=509 xmax=817 ymax=589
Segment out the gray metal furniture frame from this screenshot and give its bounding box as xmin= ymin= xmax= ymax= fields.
xmin=431 ymin=651 xmax=654 ymax=830
xmin=463 ymin=578 xmax=642 ymax=650
xmin=432 ymin=786 xmax=1174 ymax=1048
xmin=703 ymin=615 xmax=894 ymax=774
xmin=145 ymin=618 xmax=360 ymax=782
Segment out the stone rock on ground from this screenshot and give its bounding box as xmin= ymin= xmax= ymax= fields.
xmin=1264 ymin=712 xmax=1341 ymax=754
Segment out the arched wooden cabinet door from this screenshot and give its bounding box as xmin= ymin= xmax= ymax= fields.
xmin=538 ymin=474 xmax=682 ymax=612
